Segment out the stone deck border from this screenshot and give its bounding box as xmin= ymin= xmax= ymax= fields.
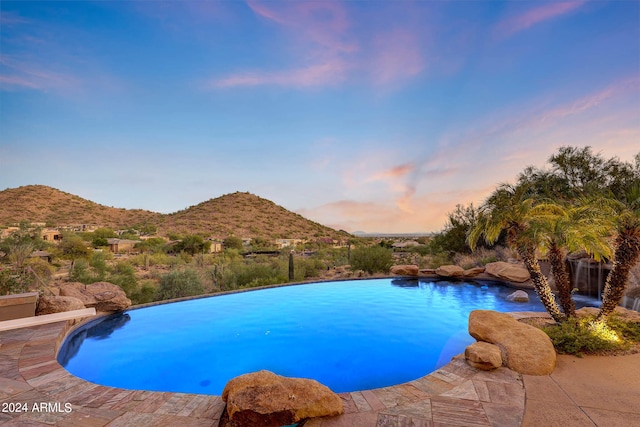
xmin=0 ymin=313 xmax=542 ymax=426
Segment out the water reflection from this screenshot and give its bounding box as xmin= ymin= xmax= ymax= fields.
xmin=58 ymin=313 xmax=130 ymax=365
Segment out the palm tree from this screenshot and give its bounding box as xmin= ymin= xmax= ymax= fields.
xmin=529 ymin=199 xmax=614 ymax=318
xmin=596 ymin=186 xmax=640 ymax=320
xmin=468 ymin=184 xmax=565 ymax=322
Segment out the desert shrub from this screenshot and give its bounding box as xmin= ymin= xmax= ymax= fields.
xmin=157 ymin=269 xmax=204 ymax=300
xmin=109 ymin=261 xmax=138 ymax=296
xmin=0 ymin=268 xmax=30 ymax=295
xmin=25 ymin=258 xmax=54 ymax=284
xmin=69 ymin=259 xmax=95 ymax=284
xmin=130 ymin=280 xmax=157 ymax=305
xmin=542 ymin=315 xmax=640 ymax=356
xmin=350 ymin=246 xmax=393 ymax=274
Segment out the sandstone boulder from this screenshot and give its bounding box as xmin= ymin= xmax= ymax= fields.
xmin=419 ymin=268 xmax=436 ymax=275
xmin=468 ymin=310 xmax=556 ymax=375
xmin=60 ymin=282 xmax=131 ymax=312
xmin=390 ymin=265 xmax=420 ymax=276
xmin=465 ymin=341 xmax=502 ymax=371
xmin=36 ymin=295 xmax=85 ymax=315
xmin=222 ymin=370 xmax=343 ymax=427
xmin=464 ymin=267 xmax=485 ymax=277
xmin=485 ymin=262 xmax=530 ymax=283
xmin=435 ymin=265 xmax=465 ymax=278
xmin=506 ymin=290 xmax=530 ymax=303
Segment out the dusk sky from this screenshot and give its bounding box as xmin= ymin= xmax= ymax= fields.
xmin=1 ymin=1 xmax=638 ymax=234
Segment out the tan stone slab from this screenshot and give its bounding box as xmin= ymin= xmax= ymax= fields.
xmin=521 ymin=400 xmax=595 ymax=427
xmin=84 ymin=388 xmax=129 ymax=409
xmin=550 ymin=353 xmax=640 ymax=414
xmin=361 ymin=389 xmax=386 ymax=412
xmin=472 ymin=380 xmax=491 ymax=403
xmin=154 ymin=393 xmax=194 ymax=415
xmin=481 ymin=402 xmax=524 ymax=427
xmin=19 ymin=360 xmax=61 ymax=381
xmin=397 ymin=383 xmax=432 ymax=401
xmin=521 ymin=374 xmax=573 ymax=405
xmin=484 ymin=381 xmax=524 ymax=406
xmin=1 ymin=414 xmax=56 ymax=426
xmin=409 ymin=376 xmax=454 ymax=396
xmin=440 ymin=380 xmax=479 ymax=401
xmin=99 ymin=411 xmax=164 ymax=427
xmin=372 ymin=386 xmax=420 ymax=408
xmin=472 ymin=367 xmax=521 ymax=384
xmin=55 ymin=405 xmax=123 ymax=427
xmin=0 ymin=377 xmax=33 ymax=398
xmin=25 ymin=368 xmax=70 ymax=388
xmin=350 ymin=392 xmax=372 ymax=412
xmin=153 ymin=414 xmax=218 ymax=427
xmin=582 ymin=406 xmax=640 ymax=427
xmin=175 ymin=394 xmax=210 ymax=417
xmin=309 ymin=411 xmax=379 ymax=426
xmin=338 ymin=392 xmax=358 ymax=414
xmin=430 ymin=396 xmax=490 ymax=426
xmin=71 ymin=386 xmax=116 ymax=407
xmin=0 ymin=341 xmax=24 ymax=357
xmin=35 ymin=376 xmax=86 ymax=397
xmin=379 ymin=399 xmax=432 ymax=420
xmin=187 ymin=395 xmax=224 ymax=419
xmin=430 ymin=369 xmax=465 ymax=386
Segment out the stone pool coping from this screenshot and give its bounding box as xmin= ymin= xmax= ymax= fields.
xmin=0 ymin=311 xmax=546 ymax=426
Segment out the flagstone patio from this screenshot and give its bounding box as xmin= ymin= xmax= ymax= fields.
xmin=0 ymin=318 xmax=527 ymax=426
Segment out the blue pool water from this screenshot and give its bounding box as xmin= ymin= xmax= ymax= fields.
xmin=58 ymin=278 xmax=596 ymax=395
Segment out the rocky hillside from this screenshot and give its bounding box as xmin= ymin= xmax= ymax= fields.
xmin=0 ymin=185 xmax=162 ymax=229
xmin=0 ymin=185 xmax=349 ymax=240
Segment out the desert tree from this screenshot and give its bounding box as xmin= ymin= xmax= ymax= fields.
xmin=468 ymin=183 xmax=565 ymax=322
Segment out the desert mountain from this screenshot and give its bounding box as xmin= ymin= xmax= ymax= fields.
xmin=0 ymin=185 xmax=348 ymax=240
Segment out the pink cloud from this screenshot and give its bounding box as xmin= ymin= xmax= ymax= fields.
xmin=0 ymin=56 xmax=81 ymax=91
xmin=211 ymin=59 xmax=349 ymax=88
xmin=247 ymin=0 xmax=356 ymax=54
xmin=210 ymin=1 xmax=427 ymax=90
xmin=496 ymin=1 xmax=585 ymax=38
xmin=369 ymin=29 xmax=426 ymax=85
xmin=368 ymin=163 xmax=414 ymax=181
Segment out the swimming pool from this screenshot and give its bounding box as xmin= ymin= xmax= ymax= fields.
xmin=58 ymin=278 xmax=594 ymax=395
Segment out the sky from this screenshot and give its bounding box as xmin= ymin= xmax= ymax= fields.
xmin=1 ymin=1 xmax=638 ymax=234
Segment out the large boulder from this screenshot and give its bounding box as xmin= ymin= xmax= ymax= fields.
xmin=222 ymin=370 xmax=343 ymax=427
xmin=468 ymin=310 xmax=556 ymax=375
xmin=60 ymin=282 xmax=131 ymax=312
xmin=465 ymin=341 xmax=502 ymax=371
xmin=36 ymin=295 xmax=85 ymax=315
xmin=506 ymin=290 xmax=530 ymax=302
xmin=435 ymin=265 xmax=465 ymax=278
xmin=390 ymin=265 xmax=419 ymax=276
xmin=464 ymin=267 xmax=485 ymax=277
xmin=484 ymin=261 xmax=530 ymax=283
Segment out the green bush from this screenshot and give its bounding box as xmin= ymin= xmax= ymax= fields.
xmin=0 ymin=268 xmax=30 ymax=295
xmin=157 ymin=269 xmax=204 ymax=300
xmin=543 ymin=315 xmax=640 ymax=356
xmin=350 ymin=245 xmax=393 ymax=274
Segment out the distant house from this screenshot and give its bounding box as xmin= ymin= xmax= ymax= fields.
xmin=106 ymin=238 xmax=138 ymax=254
xmin=274 ymin=238 xmax=305 ymax=249
xmin=208 ymin=241 xmax=223 ymax=253
xmin=30 ymin=250 xmax=52 ymax=263
xmin=392 ymin=240 xmax=420 ymax=249
xmin=41 ymin=228 xmax=63 ymax=242
xmin=0 ymin=227 xmax=19 ymax=238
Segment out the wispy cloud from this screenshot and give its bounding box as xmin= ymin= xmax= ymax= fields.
xmin=368 ymin=29 xmax=426 ymax=85
xmin=211 ymin=59 xmax=350 ymax=89
xmin=209 ymin=0 xmax=427 ymax=90
xmin=0 ymin=56 xmax=81 ymax=91
xmin=495 ymin=1 xmax=585 ymax=38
